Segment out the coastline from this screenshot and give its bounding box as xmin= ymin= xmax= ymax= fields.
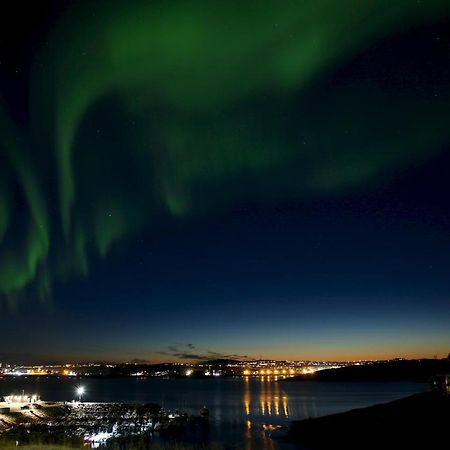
xmin=0 ymin=377 xmax=434 ymax=449
xmin=284 ymin=359 xmax=450 ymax=383
xmin=286 ymin=390 xmax=450 ymax=449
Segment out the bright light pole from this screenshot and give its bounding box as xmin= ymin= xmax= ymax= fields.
xmin=76 ymin=386 xmax=85 ymax=402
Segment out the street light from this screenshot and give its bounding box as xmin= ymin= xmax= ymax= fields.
xmin=76 ymin=386 xmax=85 ymax=402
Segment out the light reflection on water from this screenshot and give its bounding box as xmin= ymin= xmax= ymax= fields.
xmin=244 ymin=376 xmax=290 ymax=420
xmin=0 ymin=376 xmax=427 ymax=449
xmin=241 ymin=376 xmax=320 ymax=424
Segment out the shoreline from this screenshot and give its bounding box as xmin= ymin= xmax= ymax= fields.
xmin=286 ymin=390 xmax=450 ymax=449
xmin=1 ymin=379 xmax=436 ymax=448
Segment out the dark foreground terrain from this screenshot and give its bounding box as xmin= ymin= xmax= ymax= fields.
xmin=287 ymin=391 xmax=449 ymax=449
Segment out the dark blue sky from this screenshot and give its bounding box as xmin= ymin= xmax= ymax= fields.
xmin=3 ymin=172 xmax=450 ymax=363
xmin=1 ymin=1 xmax=450 ymax=363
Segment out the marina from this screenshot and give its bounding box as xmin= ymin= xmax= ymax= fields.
xmin=0 ymin=397 xmax=209 ymax=448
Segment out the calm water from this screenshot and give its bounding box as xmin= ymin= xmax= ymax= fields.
xmin=0 ymin=377 xmax=427 ymax=449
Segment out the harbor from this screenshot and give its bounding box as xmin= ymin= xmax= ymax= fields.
xmin=0 ymin=376 xmax=428 ymax=449
xmin=0 ymin=394 xmax=209 ymax=448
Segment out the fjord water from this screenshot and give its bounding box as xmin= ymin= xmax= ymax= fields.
xmin=0 ymin=377 xmax=426 ymax=449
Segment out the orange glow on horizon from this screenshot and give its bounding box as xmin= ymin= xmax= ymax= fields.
xmin=65 ymin=347 xmax=450 ymax=365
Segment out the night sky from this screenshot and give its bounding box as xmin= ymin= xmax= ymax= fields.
xmin=1 ymin=0 xmax=450 ymax=364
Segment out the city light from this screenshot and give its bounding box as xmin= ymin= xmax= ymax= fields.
xmin=76 ymin=386 xmax=85 ymax=402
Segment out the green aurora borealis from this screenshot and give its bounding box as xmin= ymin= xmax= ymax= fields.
xmin=2 ymin=0 xmax=450 ymax=298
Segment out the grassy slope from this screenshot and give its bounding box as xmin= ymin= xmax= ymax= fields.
xmin=287 ymin=391 xmax=450 ymax=449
